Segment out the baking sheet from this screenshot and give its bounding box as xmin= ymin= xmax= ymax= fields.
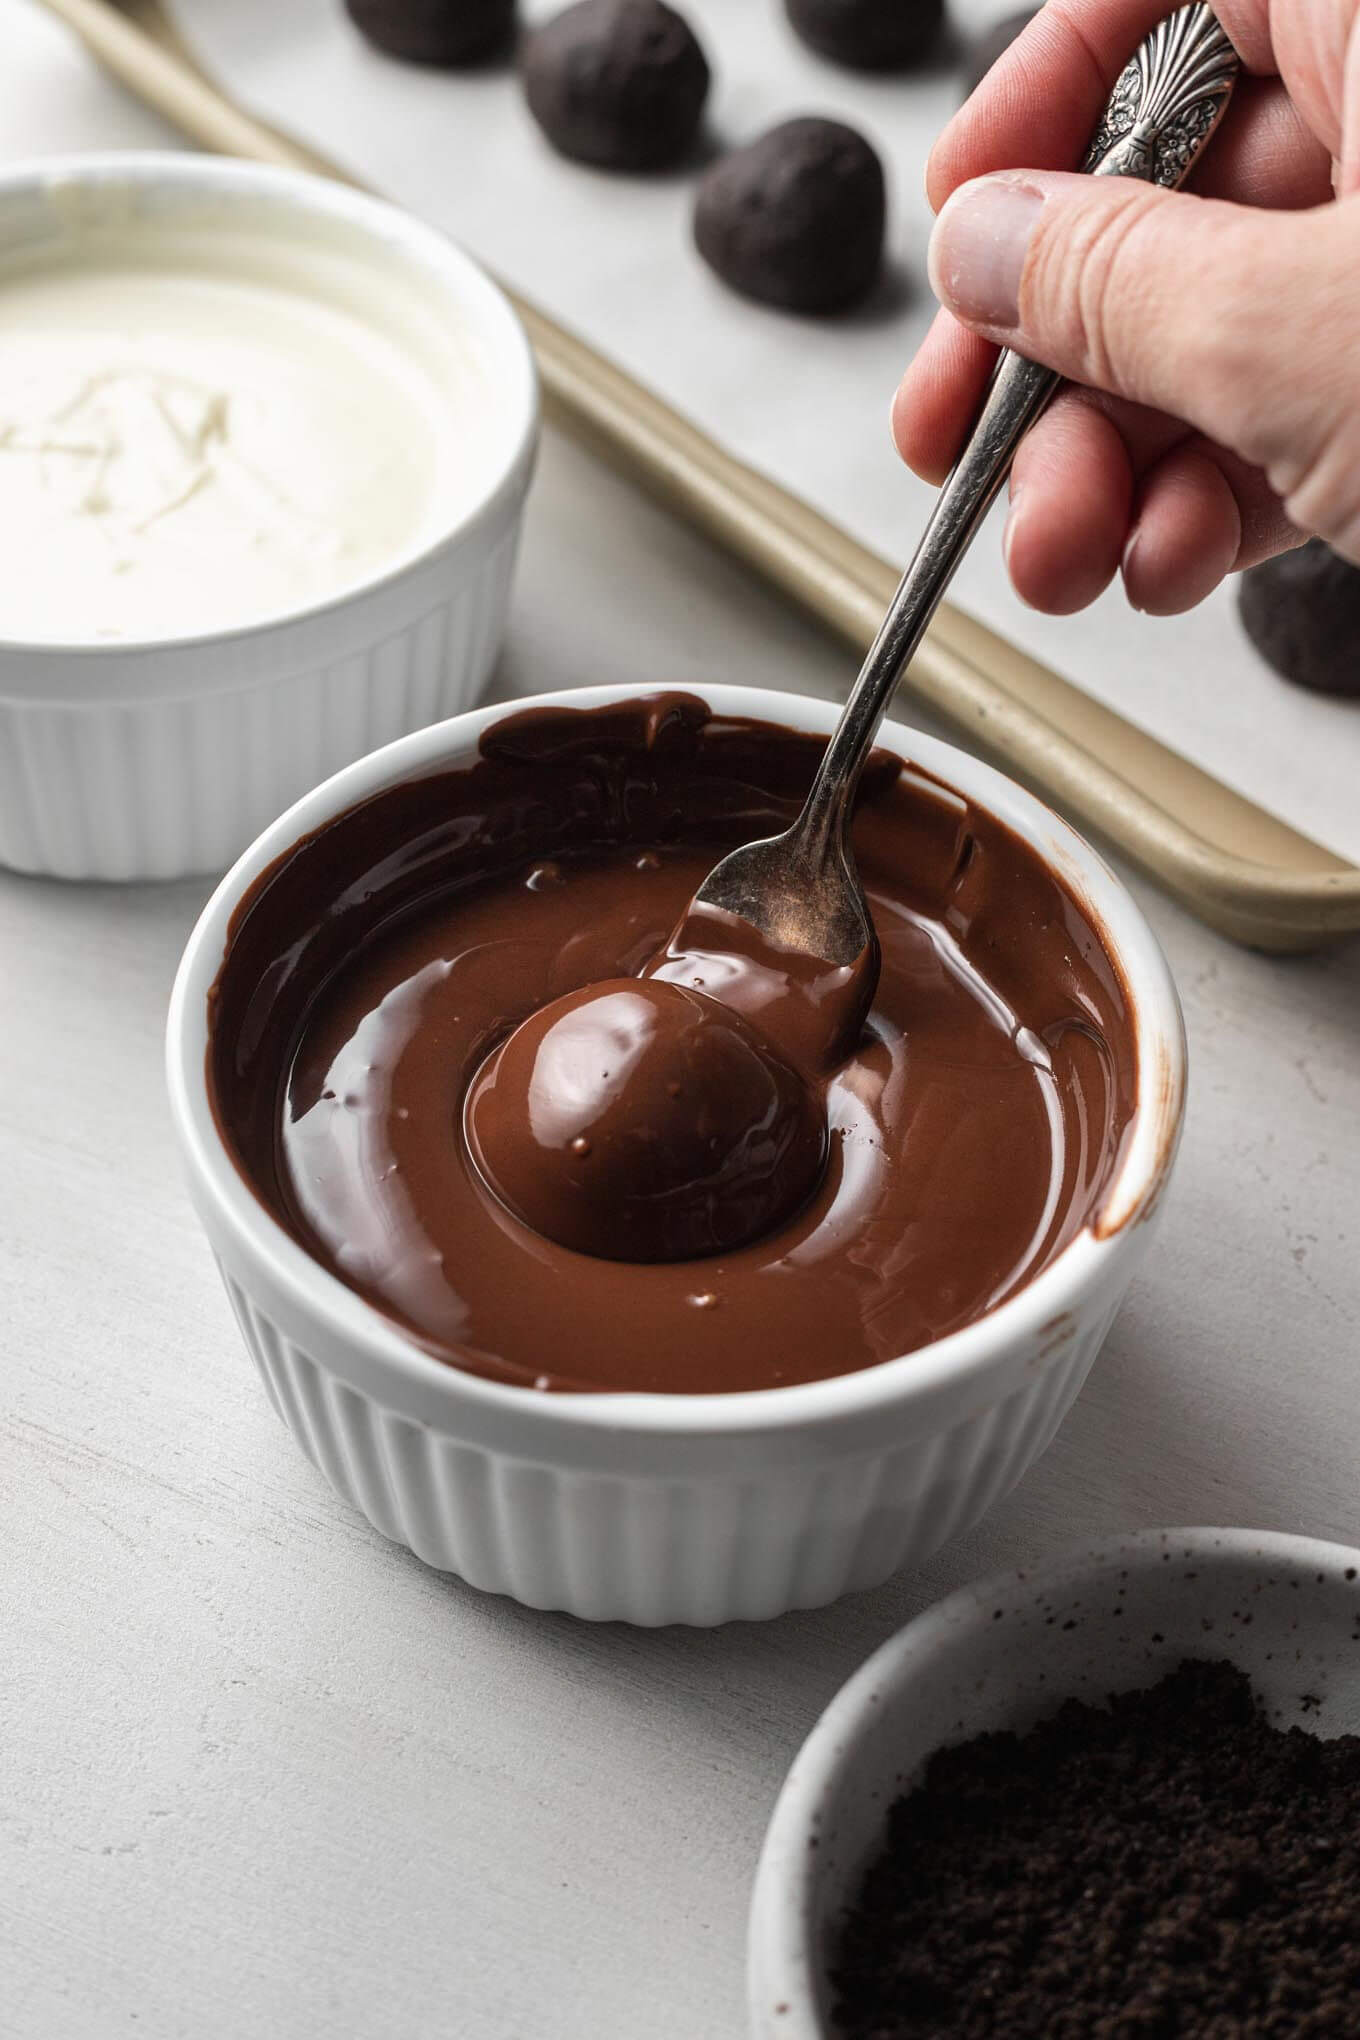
xmin=167 ymin=0 xmax=1360 ymax=864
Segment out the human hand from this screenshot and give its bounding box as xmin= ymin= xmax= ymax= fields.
xmin=894 ymin=2 xmax=1360 ymax=615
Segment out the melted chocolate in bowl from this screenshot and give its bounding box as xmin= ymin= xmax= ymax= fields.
xmin=207 ymin=695 xmax=1138 ymax=1395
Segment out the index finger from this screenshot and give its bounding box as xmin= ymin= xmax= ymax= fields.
xmin=928 ymin=0 xmax=1274 ymax=213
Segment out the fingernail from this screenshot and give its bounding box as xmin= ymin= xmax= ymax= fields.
xmin=1122 ymin=527 xmax=1146 ymax=612
xmin=1002 ymin=484 xmax=1023 ymax=575
xmin=889 ymin=376 xmax=908 ymax=450
xmin=928 ymin=176 xmax=1044 ymax=328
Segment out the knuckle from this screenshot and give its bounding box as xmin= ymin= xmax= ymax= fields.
xmin=1024 ymin=188 xmax=1168 ymax=391
xmin=1317 ymin=514 xmax=1360 ymax=567
xmin=1166 ymin=306 xmax=1258 ymax=424
xmin=1235 ymin=226 xmax=1360 ymax=537
xmin=1280 ymin=418 xmax=1360 ymax=554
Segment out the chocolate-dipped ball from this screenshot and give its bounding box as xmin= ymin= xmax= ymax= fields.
xmin=344 ymin=0 xmax=516 ymax=65
xmin=785 ymin=0 xmax=944 ymax=72
xmin=694 ymin=118 xmax=886 ymax=314
xmin=464 ymin=977 xmax=827 ymax=1262
xmin=962 ymin=7 xmax=1040 ymax=96
xmin=521 ymin=0 xmax=710 ymax=171
xmin=1238 ymin=541 xmax=1360 ymax=698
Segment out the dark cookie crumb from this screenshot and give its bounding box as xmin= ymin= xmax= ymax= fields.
xmin=785 ymin=0 xmax=943 ymax=73
xmin=344 ymin=0 xmax=516 ymax=66
xmin=694 ymin=117 xmax=886 ymax=314
xmin=521 ymin=0 xmax=710 ymax=171
xmin=961 ymin=6 xmax=1040 ymax=98
xmin=1238 ymin=540 xmax=1360 ymax=698
xmin=833 ymin=1659 xmax=1360 ymax=2037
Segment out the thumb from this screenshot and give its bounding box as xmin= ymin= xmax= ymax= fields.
xmin=928 ymin=171 xmax=1360 ymax=558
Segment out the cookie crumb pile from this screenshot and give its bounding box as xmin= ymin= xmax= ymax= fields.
xmin=835 ymin=1659 xmax=1360 ymax=2038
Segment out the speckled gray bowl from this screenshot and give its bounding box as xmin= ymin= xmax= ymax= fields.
xmin=749 ymin=1528 xmax=1360 ymax=2038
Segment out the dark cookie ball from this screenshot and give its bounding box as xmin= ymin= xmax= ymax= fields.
xmin=962 ymin=7 xmax=1040 ymax=96
xmin=785 ymin=0 xmax=944 ymax=72
xmin=345 ymin=0 xmax=516 ymax=65
xmin=1238 ymin=541 xmax=1360 ymax=698
xmin=521 ymin=0 xmax=710 ymax=171
xmin=694 ymin=118 xmax=886 ymax=314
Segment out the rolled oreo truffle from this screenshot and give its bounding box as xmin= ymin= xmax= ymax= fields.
xmin=694 ymin=117 xmax=886 ymax=314
xmin=521 ymin=0 xmax=710 ymax=171
xmin=785 ymin=0 xmax=944 ymax=72
xmin=962 ymin=7 xmax=1040 ymax=96
xmin=1238 ymin=541 xmax=1360 ymax=698
xmin=344 ymin=0 xmax=516 ymax=65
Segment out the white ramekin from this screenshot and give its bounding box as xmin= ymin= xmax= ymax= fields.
xmin=166 ymin=684 xmax=1186 ymax=1627
xmin=748 ymin=1528 xmax=1360 ymax=2038
xmin=0 ymin=153 xmax=538 ymax=882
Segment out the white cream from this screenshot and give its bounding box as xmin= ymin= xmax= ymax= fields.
xmin=0 ymin=235 xmax=487 ymax=644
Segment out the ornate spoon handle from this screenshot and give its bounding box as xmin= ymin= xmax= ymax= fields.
xmin=799 ymin=3 xmax=1241 ymax=858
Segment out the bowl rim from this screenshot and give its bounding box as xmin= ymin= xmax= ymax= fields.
xmin=0 ymin=149 xmax=539 ymax=676
xmin=165 ymin=680 xmax=1186 ymax=1435
xmin=747 ymin=1526 xmax=1360 ymax=2040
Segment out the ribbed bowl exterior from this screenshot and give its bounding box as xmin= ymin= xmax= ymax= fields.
xmin=0 ymin=150 xmax=538 ymax=883
xmin=169 ymin=682 xmax=1186 ymax=1631
xmin=216 ymin=1256 xmax=1119 ymax=1627
xmin=0 ymin=512 xmax=522 ymax=883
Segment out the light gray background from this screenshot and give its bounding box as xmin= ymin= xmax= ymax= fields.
xmin=3 ymin=9 xmax=1359 ymax=2039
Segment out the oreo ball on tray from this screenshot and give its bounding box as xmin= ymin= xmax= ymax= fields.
xmin=1238 ymin=541 xmax=1360 ymax=698
xmin=694 ymin=118 xmax=886 ymax=314
xmin=785 ymin=0 xmax=944 ymax=72
xmin=962 ymin=8 xmax=1041 ymax=96
xmin=344 ymin=0 xmax=517 ymax=65
xmin=521 ymin=0 xmax=710 ymax=171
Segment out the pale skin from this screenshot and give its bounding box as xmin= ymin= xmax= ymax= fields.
xmin=895 ymin=0 xmax=1360 ymax=616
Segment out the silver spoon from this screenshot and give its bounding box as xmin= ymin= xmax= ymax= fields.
xmin=693 ymin=3 xmax=1240 ymax=971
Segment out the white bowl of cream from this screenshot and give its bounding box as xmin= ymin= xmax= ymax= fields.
xmin=0 ymin=152 xmax=537 ymax=879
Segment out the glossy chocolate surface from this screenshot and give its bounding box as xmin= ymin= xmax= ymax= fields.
xmin=207 ymin=695 xmax=1138 ymax=1395
xmin=464 ymin=975 xmax=828 ymax=1262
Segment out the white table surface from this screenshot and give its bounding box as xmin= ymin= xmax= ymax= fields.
xmin=3 ymin=10 xmax=1359 ymax=2039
